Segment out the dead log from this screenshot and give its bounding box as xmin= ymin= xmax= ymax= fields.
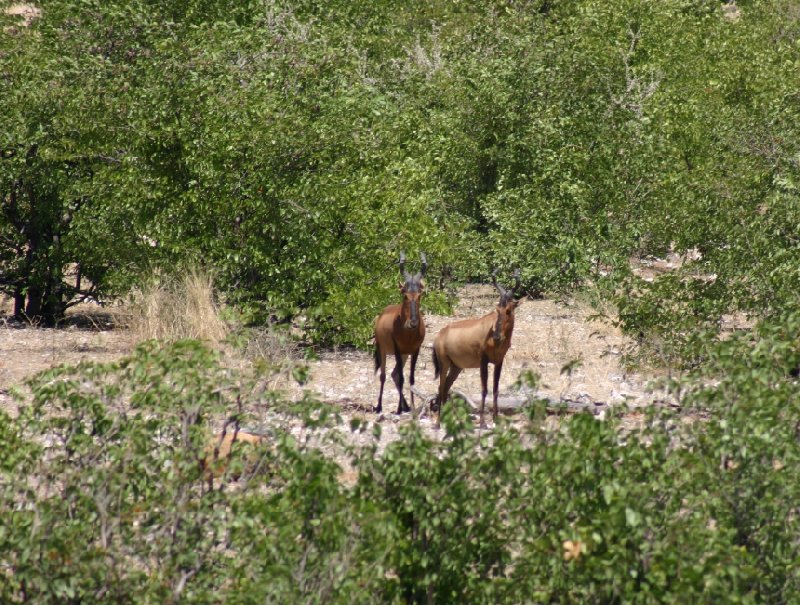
xmin=410 ymin=385 xmax=608 ymax=416
xmin=410 ymin=385 xmax=432 ymax=420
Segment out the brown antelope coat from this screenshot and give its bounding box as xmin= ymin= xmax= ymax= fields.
xmin=202 ymin=430 xmax=267 ymax=480
xmin=432 ymin=270 xmax=520 ymax=428
xmin=373 ymin=252 xmax=427 ymax=414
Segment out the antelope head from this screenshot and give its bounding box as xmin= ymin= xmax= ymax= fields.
xmin=492 ymin=268 xmax=520 ymax=342
xmin=399 ymin=252 xmax=427 ymax=329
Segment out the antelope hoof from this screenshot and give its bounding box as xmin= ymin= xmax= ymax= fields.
xmin=373 ymin=405 xmax=382 ymax=414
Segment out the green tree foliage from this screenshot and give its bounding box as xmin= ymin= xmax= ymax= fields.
xmin=1 ymin=0 xmax=478 ymax=336
xmin=2 ymin=0 xmax=799 ymax=347
xmin=0 ymin=1 xmax=152 ymax=323
xmin=2 ymin=331 xmax=800 ymax=602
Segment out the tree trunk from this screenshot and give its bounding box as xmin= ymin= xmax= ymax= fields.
xmin=15 ymin=166 xmax=67 ymax=326
xmin=13 ymin=285 xmax=24 ymax=318
xmin=22 ymin=283 xmax=64 ymax=326
xmin=24 ymin=285 xmax=42 ymax=321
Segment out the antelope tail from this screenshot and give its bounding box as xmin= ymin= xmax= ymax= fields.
xmin=432 ymin=347 xmax=441 ymax=379
xmin=374 ymin=345 xmax=381 ymax=373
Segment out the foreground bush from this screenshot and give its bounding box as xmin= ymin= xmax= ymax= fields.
xmin=1 ymin=333 xmax=798 ymax=603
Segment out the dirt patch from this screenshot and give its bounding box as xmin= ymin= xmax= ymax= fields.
xmin=4 ymin=3 xmax=41 ymax=27
xmin=0 ymin=287 xmax=671 ymax=433
xmin=0 ymin=304 xmax=132 ymax=417
xmin=281 ymin=285 xmax=670 ymax=418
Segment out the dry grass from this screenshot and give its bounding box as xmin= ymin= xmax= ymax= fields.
xmin=122 ymin=267 xmax=303 ymax=387
xmin=240 ymin=324 xmax=302 ymax=366
xmin=125 ymin=268 xmax=230 ymax=345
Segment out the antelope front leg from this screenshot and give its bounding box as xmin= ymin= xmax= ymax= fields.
xmin=493 ymin=361 xmax=503 ymax=424
xmin=409 ymin=350 xmax=419 ymax=414
xmin=479 ymin=356 xmax=489 ymax=429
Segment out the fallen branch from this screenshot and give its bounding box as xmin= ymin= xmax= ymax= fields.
xmin=410 ymin=385 xmax=608 ymax=416
xmin=410 ymin=386 xmax=431 ymax=420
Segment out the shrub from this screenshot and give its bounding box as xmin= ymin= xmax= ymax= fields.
xmin=2 ymin=329 xmax=799 ymax=603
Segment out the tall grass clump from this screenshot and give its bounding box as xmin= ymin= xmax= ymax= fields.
xmin=127 ymin=267 xmax=230 ymax=344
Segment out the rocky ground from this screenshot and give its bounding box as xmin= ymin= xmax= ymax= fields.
xmin=283 ymin=285 xmax=669 ymax=414
xmin=1 ymin=285 xmax=675 ymax=450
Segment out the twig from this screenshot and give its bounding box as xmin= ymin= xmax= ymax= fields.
xmin=410 ymin=385 xmax=431 ymax=419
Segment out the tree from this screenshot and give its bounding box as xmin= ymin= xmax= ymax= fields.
xmin=0 ymin=1 xmax=157 ymax=324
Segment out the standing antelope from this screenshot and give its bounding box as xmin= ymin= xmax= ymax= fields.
xmin=432 ymin=269 xmax=521 ymax=428
xmin=374 ymin=252 xmax=427 ymax=415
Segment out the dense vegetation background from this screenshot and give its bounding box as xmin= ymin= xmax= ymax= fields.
xmin=3 ymin=0 xmax=800 ymax=602
xmin=3 ymin=0 xmax=799 ymax=351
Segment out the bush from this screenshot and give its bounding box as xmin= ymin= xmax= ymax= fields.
xmin=2 ymin=330 xmax=800 ymax=603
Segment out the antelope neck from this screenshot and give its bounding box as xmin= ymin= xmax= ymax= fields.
xmin=492 ymin=309 xmax=504 ymax=341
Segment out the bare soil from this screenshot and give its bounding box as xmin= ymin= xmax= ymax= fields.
xmin=0 ymin=306 xmax=132 ymax=417
xmin=281 ymin=285 xmax=669 ymax=417
xmin=0 ymin=287 xmax=672 ymax=431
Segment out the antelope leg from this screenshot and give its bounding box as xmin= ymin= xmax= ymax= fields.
xmin=409 ymin=350 xmax=419 ymax=414
xmin=493 ymin=361 xmax=504 ymax=423
xmin=479 ymin=356 xmax=489 ymax=429
xmin=375 ymin=352 xmax=386 ymax=414
xmin=437 ymin=365 xmax=462 ymax=429
xmin=391 ymin=351 xmax=408 ymax=414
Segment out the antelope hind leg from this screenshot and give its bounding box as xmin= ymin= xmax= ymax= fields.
xmin=374 ymin=352 xmax=386 ymax=414
xmin=436 ymin=365 xmax=462 ymax=429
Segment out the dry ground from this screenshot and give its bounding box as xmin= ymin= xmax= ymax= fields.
xmin=281 ymin=285 xmax=671 ymax=421
xmin=0 ymin=286 xmax=672 ymax=431
xmin=0 ymin=305 xmax=132 ymax=417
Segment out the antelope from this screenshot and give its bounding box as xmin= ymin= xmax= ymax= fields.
xmin=202 ymin=428 xmax=269 ymax=480
xmin=432 ymin=269 xmax=521 ymax=429
xmin=374 ymin=252 xmax=427 ymax=415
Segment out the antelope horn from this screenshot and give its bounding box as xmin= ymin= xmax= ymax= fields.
xmin=399 ymin=252 xmax=410 ymax=279
xmin=418 ymin=252 xmax=428 ymax=278
xmin=492 ymin=269 xmax=507 ymax=297
xmin=511 ymin=268 xmax=521 ymax=294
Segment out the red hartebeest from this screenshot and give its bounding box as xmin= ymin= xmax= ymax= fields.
xmin=432 ymin=269 xmax=521 ymax=428
xmin=373 ymin=252 xmax=427 ymax=415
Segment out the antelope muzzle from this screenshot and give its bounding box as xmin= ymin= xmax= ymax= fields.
xmin=406 ymin=300 xmax=419 ymax=329
xmin=493 ymin=312 xmax=505 ymax=342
